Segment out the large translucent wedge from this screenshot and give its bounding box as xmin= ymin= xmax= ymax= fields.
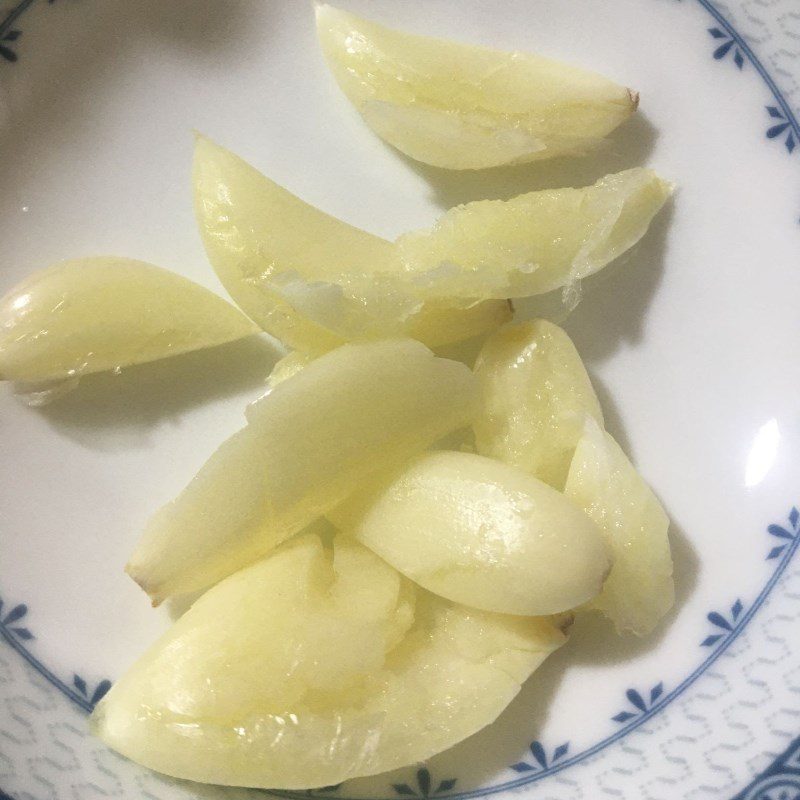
xmin=473 ymin=320 xmax=603 ymax=489
xmin=395 ymin=169 xmax=673 ymax=299
xmin=126 ymin=339 xmax=478 ymax=604
xmin=0 ymin=257 xmax=257 ymax=384
xmin=564 ymin=418 xmax=674 ymax=635
xmin=331 ymin=451 xmax=610 ymax=616
xmin=193 ymin=136 xmax=510 ymax=352
xmin=316 ymin=4 xmax=637 ymax=169
xmin=95 ymin=534 xmax=568 ymax=788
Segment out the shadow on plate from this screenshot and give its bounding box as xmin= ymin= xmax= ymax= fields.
xmin=397 ymin=113 xmax=658 ymax=209
xmin=36 ymin=336 xmax=280 ymax=451
xmin=132 ymin=0 xmax=264 ymax=52
xmin=0 ymin=0 xmax=264 ymax=149
xmin=560 ymin=198 xmax=674 ymax=366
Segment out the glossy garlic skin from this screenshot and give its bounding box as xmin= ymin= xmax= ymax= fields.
xmin=193 ymin=136 xmax=511 ymax=353
xmin=395 ymin=169 xmax=673 ymax=299
xmin=564 ymin=418 xmax=674 ymax=635
xmin=316 ymin=4 xmax=637 ymax=169
xmin=0 ymin=257 xmax=258 ymax=384
xmin=331 ymin=451 xmax=611 ymax=616
xmin=474 ymin=320 xmax=604 ymax=490
xmin=95 ymin=534 xmax=568 ymax=789
xmin=127 ymin=339 xmax=479 ymax=604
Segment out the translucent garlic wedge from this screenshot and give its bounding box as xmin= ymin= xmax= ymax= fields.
xmin=395 ymin=168 xmax=673 ymax=300
xmin=193 ymin=136 xmax=511 ymax=353
xmin=195 ymin=138 xmax=670 ymax=345
xmin=474 ymin=320 xmax=603 ymax=489
xmin=564 ymin=418 xmax=674 ymax=635
xmin=127 ymin=339 xmax=478 ymax=604
xmin=95 ymin=534 xmax=569 ymax=788
xmin=316 ymin=4 xmax=637 ymax=169
xmin=0 ymin=257 xmax=257 ymax=385
xmin=331 ymin=451 xmax=610 ymax=616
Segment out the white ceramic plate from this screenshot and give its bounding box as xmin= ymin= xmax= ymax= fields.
xmin=1 ymin=1 xmax=799 ymax=798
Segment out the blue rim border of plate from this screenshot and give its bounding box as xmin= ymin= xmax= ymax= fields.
xmin=1 ymin=0 xmax=799 ymax=798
